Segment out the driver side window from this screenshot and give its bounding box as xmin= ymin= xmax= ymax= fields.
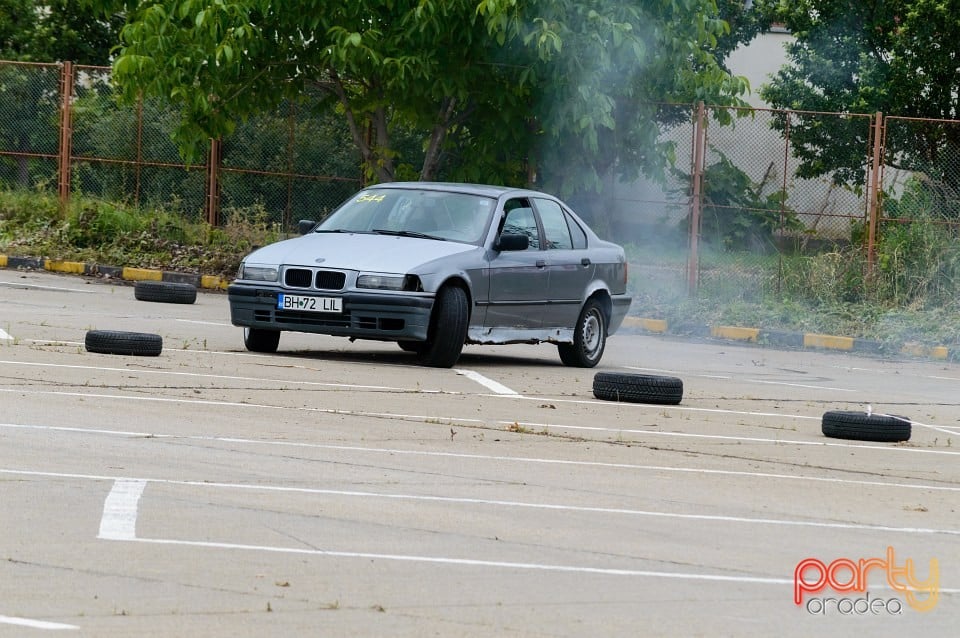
xmin=501 ymin=200 xmax=540 ymax=250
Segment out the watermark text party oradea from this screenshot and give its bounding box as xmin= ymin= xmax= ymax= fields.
xmin=795 ymin=547 xmax=938 ymax=615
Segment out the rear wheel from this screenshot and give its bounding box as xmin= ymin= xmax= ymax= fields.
xmin=558 ymin=298 xmax=606 ymax=367
xmin=418 ymin=285 xmax=468 ymax=368
xmin=244 ymin=327 xmax=280 ymax=353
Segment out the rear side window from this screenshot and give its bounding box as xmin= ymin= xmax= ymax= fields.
xmin=535 ymin=198 xmax=587 ymax=249
xmin=566 ymin=211 xmax=588 ymax=249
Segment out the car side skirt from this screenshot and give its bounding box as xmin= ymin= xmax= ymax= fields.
xmin=468 ymin=326 xmax=575 ymax=345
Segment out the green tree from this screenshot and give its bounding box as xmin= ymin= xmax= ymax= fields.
xmin=1 ymin=1 xmax=122 ymax=64
xmin=758 ymin=0 xmax=960 ymax=197
xmin=91 ymin=1 xmax=752 ymax=201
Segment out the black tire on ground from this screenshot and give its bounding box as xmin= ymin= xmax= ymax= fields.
xmin=821 ymin=410 xmax=911 ymax=442
xmin=558 ymin=297 xmax=607 ymax=367
xmin=85 ymin=330 xmax=163 ymax=356
xmin=592 ymin=372 xmax=683 ymax=405
xmin=134 ymin=280 xmax=198 ymax=304
xmin=244 ymin=327 xmax=280 ymax=353
xmin=398 ymin=340 xmax=426 ymax=354
xmin=418 ymin=285 xmax=468 ymax=368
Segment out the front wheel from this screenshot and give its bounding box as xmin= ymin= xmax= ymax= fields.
xmin=244 ymin=327 xmax=280 ymax=353
xmin=418 ymin=285 xmax=468 ymax=368
xmin=558 ymin=298 xmax=606 ymax=367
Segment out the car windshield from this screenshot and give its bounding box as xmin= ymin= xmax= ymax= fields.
xmin=316 ymin=188 xmax=496 ymax=245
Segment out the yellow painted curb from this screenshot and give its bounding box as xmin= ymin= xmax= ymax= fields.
xmin=711 ymin=325 xmax=760 ymax=342
xmin=0 ymin=254 xmax=7 ymax=267
xmin=901 ymin=343 xmax=949 ymax=360
xmin=45 ymin=259 xmax=86 ymax=274
xmin=804 ymin=333 xmax=854 ymax=350
xmin=201 ymin=275 xmax=229 ymax=290
xmin=637 ymin=318 xmax=668 ymax=333
xmin=121 ymin=267 xmax=163 ymax=281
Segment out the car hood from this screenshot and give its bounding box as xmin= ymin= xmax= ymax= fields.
xmin=243 ymin=232 xmax=478 ymax=273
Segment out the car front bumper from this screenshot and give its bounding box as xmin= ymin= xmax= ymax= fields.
xmin=228 ymin=283 xmax=434 ymax=341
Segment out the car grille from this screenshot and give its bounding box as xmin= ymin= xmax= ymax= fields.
xmin=283 ymin=268 xmax=346 ymax=290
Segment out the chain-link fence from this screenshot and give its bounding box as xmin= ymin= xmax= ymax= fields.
xmin=877 ymin=117 xmax=960 ymax=309
xmin=0 ymin=60 xmax=362 ymax=230
xmin=0 ymin=62 xmax=61 ymax=191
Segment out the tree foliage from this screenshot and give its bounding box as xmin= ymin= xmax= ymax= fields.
xmin=758 ymin=0 xmax=960 ymax=195
xmin=1 ymin=1 xmax=122 ymax=64
xmin=87 ymin=0 xmax=751 ymax=201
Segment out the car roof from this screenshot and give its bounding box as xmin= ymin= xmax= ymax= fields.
xmin=365 ymin=181 xmax=552 ymax=200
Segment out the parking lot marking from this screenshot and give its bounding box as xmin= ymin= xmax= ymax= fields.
xmin=0 ymin=615 xmax=78 ymax=630
xmin=624 ymin=366 xmax=856 ymax=393
xmin=0 ymin=328 xmax=11 ymax=340
xmin=127 ymin=535 xmax=799 ymax=585
xmin=0 ymin=280 xmax=95 ymax=294
xmin=98 ymin=479 xmax=146 ymax=541
xmin=3 ymin=383 xmax=959 ymax=458
xmin=0 ymin=359 xmax=421 ymax=393
xmin=4 ymin=428 xmax=959 ymax=494
xmin=454 ymin=369 xmax=518 ymax=395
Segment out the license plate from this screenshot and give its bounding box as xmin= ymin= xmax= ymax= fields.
xmin=277 ymin=294 xmax=343 ymax=313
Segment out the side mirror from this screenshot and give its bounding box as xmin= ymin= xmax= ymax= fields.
xmin=495 ymin=233 xmax=530 ymax=252
xmin=298 ymin=219 xmax=318 ymax=235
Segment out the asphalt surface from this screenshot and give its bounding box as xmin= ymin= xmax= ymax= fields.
xmin=0 ymin=269 xmax=958 ymax=637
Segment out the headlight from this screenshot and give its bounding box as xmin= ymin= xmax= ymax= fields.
xmin=357 ymin=274 xmax=405 ymax=290
xmin=356 ymin=274 xmax=422 ymax=291
xmin=238 ymin=263 xmax=279 ymax=282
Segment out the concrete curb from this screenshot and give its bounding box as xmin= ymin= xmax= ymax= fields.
xmin=620 ymin=316 xmax=954 ymax=362
xmin=0 ymin=254 xmax=230 ymax=290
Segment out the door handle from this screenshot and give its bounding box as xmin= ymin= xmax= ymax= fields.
xmin=536 ymin=260 xmax=546 ymax=268
xmin=581 ymin=258 xmax=591 ymax=266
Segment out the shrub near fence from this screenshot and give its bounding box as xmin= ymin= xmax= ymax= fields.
xmin=0 ymin=60 xmax=362 ymax=231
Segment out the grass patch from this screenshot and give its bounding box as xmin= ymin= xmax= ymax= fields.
xmin=0 ymin=190 xmax=285 ymax=277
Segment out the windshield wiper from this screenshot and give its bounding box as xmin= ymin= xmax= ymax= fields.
xmin=371 ymin=229 xmax=446 ymax=241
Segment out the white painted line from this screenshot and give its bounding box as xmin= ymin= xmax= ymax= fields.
xmin=129 ymin=535 xmax=798 ymax=585
xmin=0 ymin=328 xmax=12 ymax=341
xmin=454 ymin=369 xmax=518 ymax=395
xmin=745 ymin=378 xmax=855 ymax=392
xmin=3 ymin=383 xmax=959 ymax=459
xmin=89 ymin=473 xmax=960 ymax=537
xmin=0 ymin=281 xmax=95 ymax=293
xmin=624 ymin=366 xmax=856 ymax=393
xmin=0 ymin=615 xmax=78 ymax=630
xmin=0 ymin=359 xmax=421 ymax=393
xmin=98 ymin=479 xmax=146 ymax=541
xmin=4 ymin=429 xmax=959 ymax=495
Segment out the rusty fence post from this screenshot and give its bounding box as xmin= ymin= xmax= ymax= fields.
xmin=57 ymin=61 xmax=74 ymax=208
xmin=206 ymin=138 xmax=222 ymax=226
xmin=866 ymin=112 xmax=884 ymax=281
xmin=687 ymin=101 xmax=706 ymax=297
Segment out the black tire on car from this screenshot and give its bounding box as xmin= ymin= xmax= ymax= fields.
xmin=418 ymin=285 xmax=469 ymax=368
xmin=244 ymin=327 xmax=280 ymax=353
xmin=85 ymin=330 xmax=163 ymax=356
xmin=592 ymin=372 xmax=683 ymax=405
xmin=134 ymin=280 xmax=198 ymax=304
xmin=558 ymin=297 xmax=607 ymax=368
xmin=821 ymin=410 xmax=911 ymax=442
